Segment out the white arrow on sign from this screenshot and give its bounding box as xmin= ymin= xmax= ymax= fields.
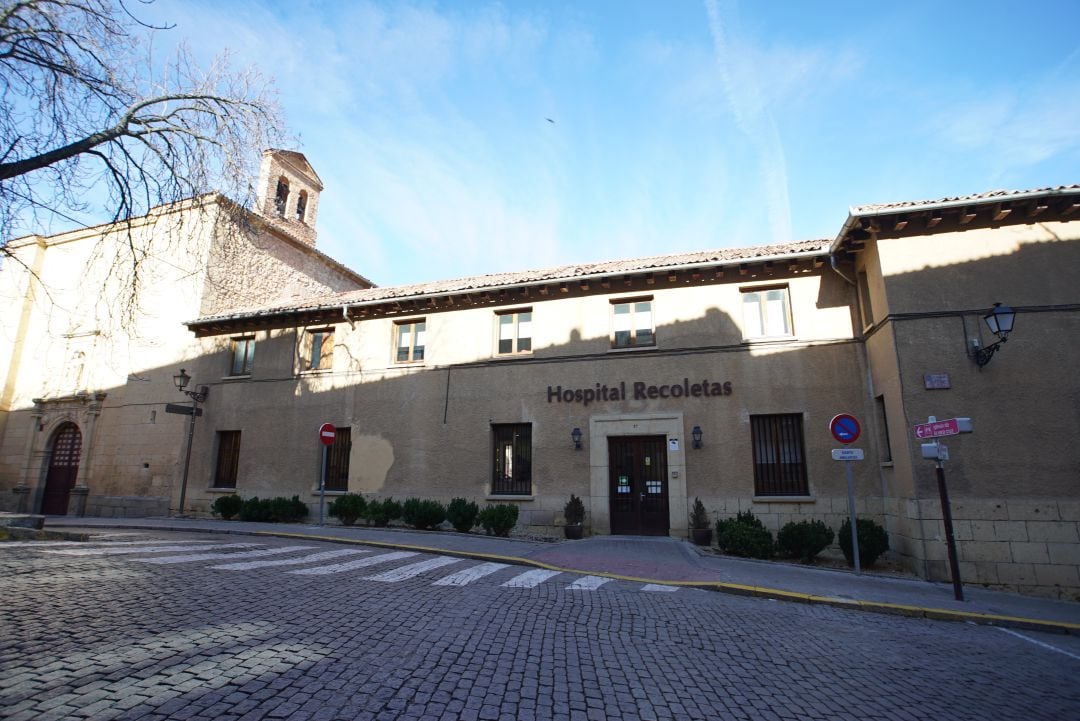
xmin=831 ymin=448 xmax=864 ymax=461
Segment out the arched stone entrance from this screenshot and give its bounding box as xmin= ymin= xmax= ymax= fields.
xmin=41 ymin=422 xmax=82 ymax=515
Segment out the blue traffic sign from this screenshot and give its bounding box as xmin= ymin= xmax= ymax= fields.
xmin=829 ymin=414 xmax=861 ymax=444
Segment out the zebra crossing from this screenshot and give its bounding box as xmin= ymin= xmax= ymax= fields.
xmin=7 ymin=539 xmax=684 ymax=594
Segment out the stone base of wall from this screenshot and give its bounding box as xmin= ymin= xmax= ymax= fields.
xmin=890 ymin=496 xmax=1080 ymax=601
xmin=85 ymin=495 xmax=170 ymax=518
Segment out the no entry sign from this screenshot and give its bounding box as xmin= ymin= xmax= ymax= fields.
xmin=318 ymin=423 xmax=336 ymax=446
xmin=829 ymin=414 xmax=861 ymax=444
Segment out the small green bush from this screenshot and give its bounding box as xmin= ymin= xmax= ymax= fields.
xmin=564 ymin=494 xmax=585 ymax=525
xmin=478 ymin=503 xmax=519 ymax=537
xmin=838 ymin=518 xmax=890 ymax=567
xmin=328 ymin=493 xmax=367 ymax=526
xmin=715 ymin=510 xmax=774 ymax=559
xmin=402 ymin=498 xmax=446 ymax=530
xmin=210 ymin=494 xmax=243 ymax=520
xmin=446 ymin=498 xmax=480 ymax=533
xmin=238 ymin=495 xmax=308 ymax=523
xmin=364 ymin=497 xmax=402 ymax=527
xmin=689 ymin=497 xmax=709 ymax=530
xmin=777 ymin=520 xmax=834 ymax=563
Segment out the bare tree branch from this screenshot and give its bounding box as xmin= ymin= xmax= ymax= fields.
xmin=0 ymin=0 xmax=286 ymax=326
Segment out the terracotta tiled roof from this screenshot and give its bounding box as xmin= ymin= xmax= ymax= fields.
xmin=195 ymin=238 xmax=828 ymax=323
xmin=850 ymin=185 xmax=1080 ymax=215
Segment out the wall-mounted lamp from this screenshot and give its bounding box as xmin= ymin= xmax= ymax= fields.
xmin=972 ymin=303 xmax=1016 ymax=367
xmin=571 ymin=427 xmax=583 ymax=450
xmin=692 ymin=425 xmax=703 ymax=449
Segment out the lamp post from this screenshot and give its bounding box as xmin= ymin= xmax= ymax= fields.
xmin=173 ymin=368 xmax=209 ymax=517
xmin=973 ymin=302 xmax=1016 ymax=367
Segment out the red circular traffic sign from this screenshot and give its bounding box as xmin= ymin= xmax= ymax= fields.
xmin=829 ymin=414 xmax=861 ymax=444
xmin=318 ymin=423 xmax=336 ymax=446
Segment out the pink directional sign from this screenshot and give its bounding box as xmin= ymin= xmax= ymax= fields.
xmin=913 ymin=419 xmax=959 ymax=439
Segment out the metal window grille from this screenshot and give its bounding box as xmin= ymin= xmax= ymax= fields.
xmin=750 ymin=414 xmax=808 ymax=496
xmin=325 ymin=427 xmax=351 ymax=492
xmin=213 ymin=431 xmax=242 ymax=489
xmin=492 ymin=424 xmax=532 ymax=495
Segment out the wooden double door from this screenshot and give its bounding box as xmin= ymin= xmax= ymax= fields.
xmin=608 ymin=435 xmax=669 ymax=535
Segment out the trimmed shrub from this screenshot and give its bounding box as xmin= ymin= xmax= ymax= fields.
xmin=478 ymin=503 xmax=519 ymax=537
xmin=364 ymin=497 xmax=402 ymax=527
xmin=446 ymin=498 xmax=480 ymax=533
xmin=210 ymin=494 xmax=243 ymax=520
xmin=715 ymin=510 xmax=774 ymax=559
xmin=838 ymin=518 xmax=890 ymax=567
xmin=689 ymin=497 xmax=709 ymax=530
xmin=238 ymin=495 xmax=308 ymax=523
xmin=777 ymin=520 xmax=834 ymax=563
xmin=328 ymin=493 xmax=367 ymax=526
xmin=564 ymin=494 xmax=585 ymax=525
xmin=402 ymin=498 xmax=446 ymax=530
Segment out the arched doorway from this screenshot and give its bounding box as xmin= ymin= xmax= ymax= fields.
xmin=42 ymin=422 xmax=82 ymax=515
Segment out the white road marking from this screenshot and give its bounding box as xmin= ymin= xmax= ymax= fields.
xmin=135 ymin=546 xmax=316 ymax=564
xmin=996 ymin=627 xmax=1080 ymax=661
xmin=210 ymin=548 xmax=371 ymax=570
xmin=46 ymin=543 xmax=261 ymax=556
xmin=363 ymin=556 xmax=462 ymax=582
xmin=567 ymin=575 xmax=611 ymax=591
xmin=641 ymin=584 xmax=679 ymax=593
xmin=288 ymin=551 xmax=418 ymax=576
xmin=432 ymin=562 xmax=510 ymax=586
xmin=501 ymin=569 xmax=561 ymax=588
xmin=5 ymin=540 xmax=217 ymax=549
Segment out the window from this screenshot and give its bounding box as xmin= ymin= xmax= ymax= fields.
xmin=875 ymin=395 xmax=892 ymax=462
xmin=395 ymin=320 xmax=426 ymax=363
xmin=496 ymin=309 xmax=532 ymax=355
xmin=611 ymin=298 xmax=654 ymax=348
xmin=213 ymin=431 xmax=242 ymax=489
xmin=857 ymin=271 xmax=875 ymax=329
xmin=750 ymin=414 xmax=808 ymax=496
xmin=230 ymin=337 xmax=255 ymax=376
xmin=302 ymin=329 xmax=333 ymax=372
xmin=275 ymin=176 xmax=289 ymax=215
xmin=492 ymin=424 xmax=531 ymax=495
xmin=295 ymin=190 xmax=308 ymax=223
xmin=324 ymin=427 xmax=351 ymax=491
xmin=742 ymin=287 xmax=792 ymax=339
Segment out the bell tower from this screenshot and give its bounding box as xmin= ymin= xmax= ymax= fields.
xmin=255 ymin=149 xmax=323 ymax=246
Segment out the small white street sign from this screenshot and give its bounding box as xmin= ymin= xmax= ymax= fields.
xmin=831 ymin=448 xmax=864 ymax=461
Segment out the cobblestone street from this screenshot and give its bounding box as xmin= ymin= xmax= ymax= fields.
xmin=2 ymin=532 xmax=1079 ymax=720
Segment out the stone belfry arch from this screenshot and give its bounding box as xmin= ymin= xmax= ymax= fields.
xmin=255 ymin=149 xmax=324 ymax=247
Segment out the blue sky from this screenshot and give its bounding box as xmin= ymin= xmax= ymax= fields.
xmin=160 ymin=1 xmax=1080 ymax=286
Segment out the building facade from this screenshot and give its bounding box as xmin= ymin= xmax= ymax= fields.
xmin=2 ymin=163 xmax=1078 ymax=599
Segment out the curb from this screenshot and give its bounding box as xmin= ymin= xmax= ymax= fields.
xmin=40 ymin=521 xmax=1080 ymax=636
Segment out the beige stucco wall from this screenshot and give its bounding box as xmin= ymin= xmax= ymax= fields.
xmin=0 ymin=199 xmax=367 ymax=517
xmin=860 ymin=220 xmax=1080 ymax=597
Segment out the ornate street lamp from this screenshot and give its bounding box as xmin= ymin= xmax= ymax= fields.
xmin=172 ymin=368 xmax=208 ymax=516
xmin=973 ymin=303 xmax=1016 ymax=367
xmin=571 ymin=427 xmax=583 ymax=450
xmin=692 ymin=426 xmax=703 ymax=449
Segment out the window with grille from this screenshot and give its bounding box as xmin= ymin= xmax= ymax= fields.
xmin=395 ymin=320 xmax=426 ymax=363
xmin=611 ymin=298 xmax=654 ymax=348
xmin=302 ymin=329 xmax=333 ymax=371
xmin=230 ymin=337 xmax=255 ymax=376
xmin=492 ymin=424 xmax=532 ymax=495
xmin=496 ymin=309 xmax=532 ymax=355
xmin=325 ymin=427 xmax=351 ymax=492
xmin=213 ymin=431 xmax=242 ymax=489
xmin=742 ymin=286 xmax=793 ymax=339
xmin=750 ymin=414 xmax=808 ymax=496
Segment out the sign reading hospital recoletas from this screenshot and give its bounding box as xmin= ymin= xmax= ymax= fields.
xmin=547 ymin=378 xmax=733 ymax=407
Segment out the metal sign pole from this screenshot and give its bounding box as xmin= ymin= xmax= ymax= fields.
xmin=844 ymin=459 xmax=861 ymax=575
xmin=319 ymin=444 xmax=327 ymax=527
xmin=936 ymin=458 xmax=964 ymax=601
